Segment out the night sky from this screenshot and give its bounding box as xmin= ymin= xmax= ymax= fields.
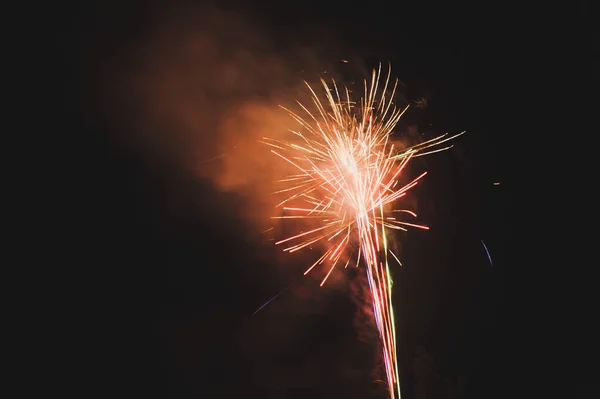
xmin=58 ymin=1 xmax=597 ymax=398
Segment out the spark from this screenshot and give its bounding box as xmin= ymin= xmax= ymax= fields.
xmin=481 ymin=239 xmax=493 ymax=267
xmin=200 ymin=154 xmax=227 ymax=163
xmin=253 ymin=286 xmax=290 ymax=315
xmin=412 ymin=97 xmax=428 ymax=108
xmin=266 ymin=63 xmax=463 ymax=399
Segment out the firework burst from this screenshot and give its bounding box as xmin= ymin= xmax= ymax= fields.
xmin=263 ymin=64 xmax=463 ymax=398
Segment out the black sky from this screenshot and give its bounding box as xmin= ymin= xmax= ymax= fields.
xmin=57 ymin=1 xmax=598 ymax=398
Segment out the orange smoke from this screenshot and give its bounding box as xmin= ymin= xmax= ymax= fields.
xmin=95 ymin=3 xmax=360 ymax=233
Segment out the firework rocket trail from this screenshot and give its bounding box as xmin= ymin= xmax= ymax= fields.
xmin=264 ymin=64 xmax=463 ymax=399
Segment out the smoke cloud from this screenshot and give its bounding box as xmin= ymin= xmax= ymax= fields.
xmin=95 ymin=3 xmax=374 ymax=232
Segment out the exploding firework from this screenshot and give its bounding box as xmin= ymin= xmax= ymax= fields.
xmin=263 ymin=64 xmax=463 ymax=398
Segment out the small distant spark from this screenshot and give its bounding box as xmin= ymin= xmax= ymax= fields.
xmin=201 ymin=154 xmax=226 ymax=163
xmin=481 ymin=240 xmax=493 ymax=267
xmin=412 ymin=97 xmax=428 ymax=108
xmin=253 ymin=286 xmax=290 ymax=315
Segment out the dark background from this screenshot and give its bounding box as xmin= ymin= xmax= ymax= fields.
xmin=55 ymin=1 xmax=597 ymax=398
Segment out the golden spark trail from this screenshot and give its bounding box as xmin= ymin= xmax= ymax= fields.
xmin=266 ymin=64 xmax=464 ymax=399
